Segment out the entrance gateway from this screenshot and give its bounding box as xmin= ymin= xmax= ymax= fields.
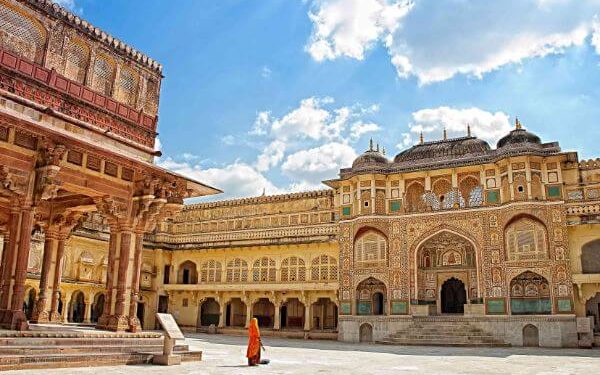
xmin=441 ymin=278 xmax=467 ymax=314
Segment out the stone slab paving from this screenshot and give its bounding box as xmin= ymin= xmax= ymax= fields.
xmin=5 ymin=333 xmax=600 ymax=375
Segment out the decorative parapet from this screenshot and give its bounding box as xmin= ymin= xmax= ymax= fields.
xmin=579 ymin=158 xmax=600 ymax=170
xmin=565 ymin=202 xmax=600 ymax=216
xmin=22 ymin=0 xmax=162 ymax=74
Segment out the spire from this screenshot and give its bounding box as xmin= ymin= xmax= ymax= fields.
xmin=382 ymin=147 xmax=386 ymax=155
xmin=467 ymin=124 xmax=471 ymax=137
xmin=376 ymin=143 xmax=380 ymax=152
xmin=261 ymin=187 xmax=266 ymax=197
xmin=443 ymin=128 xmax=447 ymax=140
xmin=419 ymin=132 xmax=424 ymax=144
xmin=369 ymin=138 xmax=374 ymax=151
xmin=515 ymin=117 xmax=522 ymax=130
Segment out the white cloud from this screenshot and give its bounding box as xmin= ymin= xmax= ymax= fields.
xmin=307 ymin=0 xmax=600 ymax=84
xmin=306 ymin=0 xmax=413 ymax=61
xmin=282 ymin=142 xmax=357 ymax=184
xmin=350 ymin=122 xmax=380 ymax=140
xmin=406 ymin=107 xmax=512 ymax=147
xmin=157 ymin=158 xmax=281 ymax=200
xmin=261 ymin=66 xmax=272 ymax=79
xmin=255 ymin=140 xmax=286 ymax=172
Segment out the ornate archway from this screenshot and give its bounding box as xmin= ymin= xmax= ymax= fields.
xmin=441 ymin=277 xmax=467 ymax=314
xmin=509 ymin=271 xmax=551 ymax=315
xmin=356 ymin=277 xmax=387 ymax=315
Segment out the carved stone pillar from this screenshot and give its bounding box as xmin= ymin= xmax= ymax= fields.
xmin=245 ymin=300 xmax=253 ymax=328
xmin=273 ymin=301 xmax=281 ymax=330
xmin=0 ymin=208 xmax=18 ymax=311
xmin=303 ymin=300 xmax=311 ymax=332
xmin=106 ymin=228 xmax=135 ymax=332
xmin=31 ymin=230 xmax=58 ymax=323
xmin=128 ymin=232 xmax=144 ymax=332
xmin=218 ymin=301 xmax=226 ymax=328
xmin=96 ymin=230 xmax=117 ymax=329
xmin=83 ymin=298 xmax=92 ymax=324
xmin=49 ymin=237 xmax=66 ymax=322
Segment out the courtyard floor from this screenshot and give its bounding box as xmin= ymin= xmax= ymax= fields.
xmin=6 ymin=333 xmax=600 ymax=375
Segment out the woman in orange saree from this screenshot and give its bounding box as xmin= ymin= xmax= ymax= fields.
xmin=246 ymin=318 xmax=261 ymax=366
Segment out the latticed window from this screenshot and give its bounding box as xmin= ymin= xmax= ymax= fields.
xmin=91 ymin=55 xmax=114 ymax=95
xmin=144 ymin=78 xmax=159 ymax=115
xmin=0 ymin=2 xmax=46 ymax=63
xmin=63 ymin=39 xmax=89 ymax=83
xmin=200 ymin=260 xmax=222 ymax=283
xmin=226 ymin=258 xmax=248 ymax=283
xmin=354 ymin=231 xmax=387 ymax=267
xmin=280 ymin=256 xmax=306 ymax=282
xmin=252 ymin=257 xmax=276 ymax=282
xmin=116 ymin=67 xmax=138 ymax=106
xmin=310 ymin=255 xmax=338 ymax=281
xmin=505 ymin=218 xmax=548 ymax=261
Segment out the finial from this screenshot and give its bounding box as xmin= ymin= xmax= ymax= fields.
xmin=443 ymin=128 xmax=447 ymax=140
xmin=369 ymin=138 xmax=373 ymax=151
xmin=515 ymin=117 xmax=522 ymax=130
xmin=419 ymin=132 xmax=424 ymax=144
xmin=467 ymin=124 xmax=471 ymax=137
xmin=382 ymin=147 xmax=386 ymax=155
xmin=376 ymin=143 xmax=380 ymax=152
xmin=261 ymin=187 xmax=266 ymax=196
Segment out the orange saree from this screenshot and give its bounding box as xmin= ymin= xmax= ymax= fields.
xmin=246 ymin=318 xmax=261 ymax=366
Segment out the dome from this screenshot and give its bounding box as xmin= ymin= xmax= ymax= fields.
xmin=393 ymin=136 xmax=491 ymax=164
xmin=496 ymin=127 xmax=541 ymax=149
xmin=352 ymin=149 xmax=389 ymax=169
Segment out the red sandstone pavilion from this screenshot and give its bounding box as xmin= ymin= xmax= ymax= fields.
xmin=0 ymin=0 xmax=220 ymax=332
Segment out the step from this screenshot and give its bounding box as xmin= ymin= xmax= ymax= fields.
xmin=378 ymin=339 xmax=510 ymax=347
xmin=0 ymin=337 xmax=165 ymax=346
xmin=0 ymin=344 xmax=189 ymax=355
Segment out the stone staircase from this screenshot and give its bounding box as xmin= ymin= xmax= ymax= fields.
xmin=0 ymin=329 xmax=202 ymax=371
xmin=378 ymin=317 xmax=510 ymax=347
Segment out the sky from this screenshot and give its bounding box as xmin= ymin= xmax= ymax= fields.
xmin=59 ymin=0 xmax=600 ymax=201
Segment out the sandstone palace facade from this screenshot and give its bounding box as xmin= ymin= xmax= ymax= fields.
xmin=0 ymin=0 xmax=599 ymax=348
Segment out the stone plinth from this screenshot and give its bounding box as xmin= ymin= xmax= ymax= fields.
xmin=411 ymin=305 xmax=436 ymax=316
xmin=464 ymin=304 xmax=486 ymax=317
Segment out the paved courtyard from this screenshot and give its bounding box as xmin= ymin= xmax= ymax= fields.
xmin=7 ymin=334 xmax=600 ymax=375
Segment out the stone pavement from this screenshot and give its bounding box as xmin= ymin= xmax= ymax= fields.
xmin=5 ymin=333 xmax=600 ymax=375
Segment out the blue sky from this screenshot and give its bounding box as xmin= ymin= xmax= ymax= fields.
xmin=61 ymin=0 xmax=600 ymax=200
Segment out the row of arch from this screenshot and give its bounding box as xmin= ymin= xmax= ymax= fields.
xmin=23 ymin=288 xmax=107 ymax=324
xmin=404 ymin=175 xmax=484 ymax=213
xmin=176 ymin=255 xmax=338 ymax=284
xmin=0 ymin=0 xmax=159 ymax=113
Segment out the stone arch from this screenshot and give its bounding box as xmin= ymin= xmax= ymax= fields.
xmin=432 ymin=177 xmax=452 ymax=208
xmin=311 ymin=297 xmax=338 ymax=330
xmin=280 ymin=297 xmax=305 ymax=329
xmin=225 ymin=297 xmax=247 ymax=327
xmin=405 ymin=180 xmax=425 ymax=212
xmin=252 ymin=298 xmax=275 ymax=328
xmin=0 ymin=0 xmax=47 ymax=63
xmin=359 ymin=323 xmax=373 ymax=342
xmin=62 ymin=36 xmax=90 ymax=83
xmin=354 ymin=228 xmax=388 ymax=268
xmin=356 ymin=277 xmax=387 ymax=315
xmin=23 ymin=286 xmax=36 ymax=320
xmin=522 ymin=324 xmax=539 ymax=347
xmin=90 ymin=53 xmax=115 ymax=95
xmin=91 ymin=292 xmax=105 ymax=323
xmin=198 ymin=298 xmax=220 ymax=327
xmin=69 ymin=290 xmax=86 ymax=323
xmin=581 ymin=239 xmax=600 ymax=274
xmin=509 ymin=271 xmax=551 ymax=315
xmin=513 ymin=173 xmax=528 ymax=200
xmin=412 ymin=227 xmax=480 ymax=302
xmin=504 ymin=215 xmax=548 ymax=262
xmin=530 ymin=173 xmax=543 ymax=200
xmin=115 ymin=65 xmax=139 ymax=106
xmin=177 ymin=260 xmax=198 ymax=284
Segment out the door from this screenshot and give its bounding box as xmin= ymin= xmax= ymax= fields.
xmin=441 ymin=278 xmax=466 ymax=314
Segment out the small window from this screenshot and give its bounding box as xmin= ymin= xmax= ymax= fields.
xmin=364 ymin=201 xmax=369 ymax=207
xmin=517 ymin=186 xmax=524 ymax=193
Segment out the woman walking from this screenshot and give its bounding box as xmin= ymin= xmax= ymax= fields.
xmin=246 ymin=318 xmax=262 ymax=366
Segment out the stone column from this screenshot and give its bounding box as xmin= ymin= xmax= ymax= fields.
xmin=245 ymin=300 xmax=253 ymax=328
xmin=273 ymin=301 xmax=281 ymax=330
xmin=31 ymin=230 xmax=58 ymax=323
xmin=107 ymin=229 xmax=135 ymax=332
xmin=83 ymin=298 xmax=92 ymax=324
xmin=0 ymin=233 xmax=8 ymax=301
xmin=128 ymin=233 xmax=144 ymax=332
xmin=218 ymin=301 xmax=226 ymax=328
xmin=60 ymin=294 xmax=68 ymax=323
xmin=303 ymin=300 xmax=311 ymax=331
xmin=0 ymin=208 xmax=19 ymax=311
xmin=49 ymin=237 xmax=66 ymax=322
xmin=96 ymin=230 xmax=117 ymax=329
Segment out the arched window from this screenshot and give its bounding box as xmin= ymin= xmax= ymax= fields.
xmin=177 ymin=260 xmax=197 ymax=284
xmin=432 ymin=178 xmax=452 ymax=209
xmin=531 ymin=173 xmax=543 ymax=200
xmin=281 ymin=256 xmax=306 ymax=282
xmin=115 ymin=66 xmax=138 ymax=106
xmin=505 ymin=217 xmax=548 ymax=261
xmin=354 ymin=230 xmax=387 ymax=267
xmin=63 ymin=38 xmax=89 ymax=83
xmin=0 ymin=1 xmax=47 ymax=63
xmin=252 ymin=257 xmax=276 ymax=282
xmin=91 ymin=54 xmax=114 ymax=95
xmin=405 ymin=181 xmax=424 ymax=212
xmin=459 ymin=176 xmax=482 ymax=207
xmin=581 ymin=239 xmax=600 ymax=274
xmin=310 ymin=254 xmax=338 ymax=281
xmin=200 ymin=260 xmax=222 ymax=283
xmin=226 ymin=258 xmax=248 ymax=283
xmin=513 ymin=173 xmax=527 ymax=201
xmin=510 ymin=271 xmax=551 ymax=315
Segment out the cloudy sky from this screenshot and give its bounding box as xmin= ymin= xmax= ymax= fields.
xmin=63 ymin=0 xmax=600 ymax=200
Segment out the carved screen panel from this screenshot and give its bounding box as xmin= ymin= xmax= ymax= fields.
xmin=252 ymin=257 xmax=276 ymax=282
xmin=281 ymin=256 xmax=306 ymax=282
xmin=354 ymin=231 xmax=387 ymax=268
xmin=116 ymin=66 xmax=138 ymax=106
xmin=0 ymin=1 xmax=46 ymax=63
xmin=226 ymin=258 xmax=248 ymax=283
xmin=200 ymin=260 xmax=222 ymax=283
xmin=91 ymin=54 xmax=114 ymax=95
xmin=63 ymin=39 xmax=89 ymax=83
xmin=310 ymin=255 xmax=338 ymax=281
xmin=505 ymin=218 xmax=548 ymax=261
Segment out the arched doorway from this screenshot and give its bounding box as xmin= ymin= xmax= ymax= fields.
xmin=281 ymin=298 xmax=304 ymax=330
xmin=510 ymin=271 xmax=551 ymax=315
xmin=581 ymin=239 xmax=600 ymax=274
xmin=356 ymin=277 xmax=387 ymax=315
xmin=226 ymin=298 xmax=246 ymax=327
xmin=523 ymin=324 xmax=539 ymax=347
xmin=441 ymin=278 xmax=466 ymax=314
xmin=359 ymin=323 xmax=373 ymax=343
xmin=70 ymin=291 xmax=85 ymax=323
xmin=198 ymin=298 xmax=220 ymax=327
xmin=91 ymin=293 xmax=105 ymax=323
xmin=585 ymin=293 xmax=600 ymax=332
xmin=252 ymin=298 xmax=275 ymax=328
xmin=24 ymin=288 xmax=36 ymax=320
